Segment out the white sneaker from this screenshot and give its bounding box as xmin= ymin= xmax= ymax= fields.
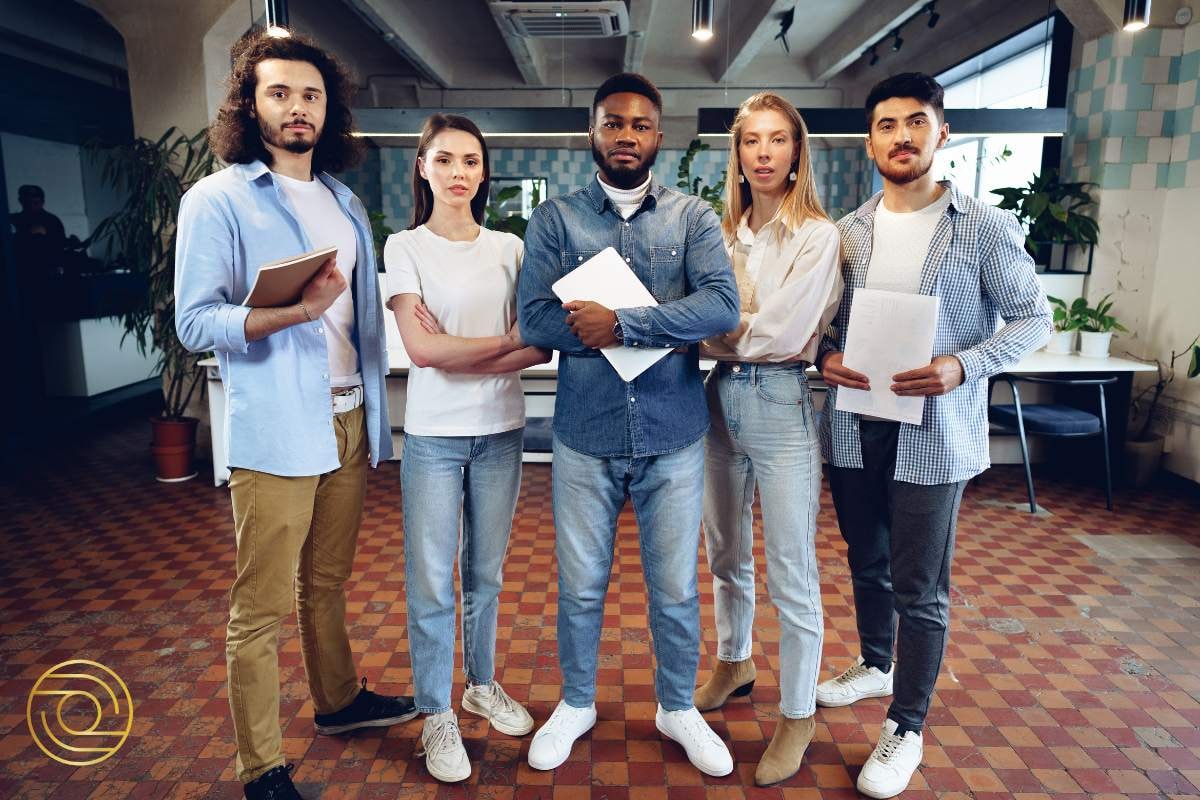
xmin=655 ymin=705 xmax=734 ymax=777
xmin=527 ymin=700 xmax=597 ymax=770
xmin=857 ymin=718 xmax=923 ymax=799
xmin=815 ymin=657 xmax=894 ymax=707
xmin=416 ymin=711 xmax=471 ymax=783
xmin=462 ymin=680 xmax=534 ymax=736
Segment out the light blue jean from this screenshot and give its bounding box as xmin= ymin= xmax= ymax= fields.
xmin=401 ymin=427 xmax=524 ymax=713
xmin=702 ymin=363 xmax=824 ymax=718
xmin=552 ymin=435 xmax=705 ymax=711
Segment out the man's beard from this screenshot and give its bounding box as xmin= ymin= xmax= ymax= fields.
xmin=591 ymin=140 xmax=658 ymax=189
xmin=874 ymin=145 xmax=933 ymax=185
xmin=260 ymin=116 xmax=318 ymax=155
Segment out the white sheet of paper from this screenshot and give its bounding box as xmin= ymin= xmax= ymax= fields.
xmin=551 ymin=246 xmax=673 ymax=382
xmin=835 ymin=288 xmax=939 ymax=425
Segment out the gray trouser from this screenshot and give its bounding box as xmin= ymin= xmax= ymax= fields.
xmin=828 ymin=420 xmax=966 ymax=731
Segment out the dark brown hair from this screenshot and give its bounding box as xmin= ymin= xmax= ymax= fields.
xmin=865 ymin=72 xmax=945 ymax=126
xmin=208 ymin=28 xmax=364 ymax=174
xmin=410 ymin=114 xmax=491 ymax=229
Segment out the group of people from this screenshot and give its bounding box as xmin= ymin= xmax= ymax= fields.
xmin=175 ymin=28 xmax=1052 ymax=800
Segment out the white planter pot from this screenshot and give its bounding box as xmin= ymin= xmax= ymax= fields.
xmin=1078 ymin=331 xmax=1113 ymax=358
xmin=1044 ymin=330 xmax=1076 ymax=354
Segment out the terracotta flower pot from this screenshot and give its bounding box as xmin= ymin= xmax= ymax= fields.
xmin=150 ymin=416 xmax=199 ymax=482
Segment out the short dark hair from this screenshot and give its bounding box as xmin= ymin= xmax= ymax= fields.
xmin=864 ymin=72 xmax=945 ymax=127
xmin=18 ymin=185 xmax=44 ymax=201
xmin=410 ymin=114 xmax=491 ymax=229
xmin=208 ymin=28 xmax=364 ymax=174
xmin=592 ymin=72 xmax=663 ymax=119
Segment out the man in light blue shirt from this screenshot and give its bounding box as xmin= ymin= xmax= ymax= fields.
xmin=175 ymin=29 xmax=411 ymax=800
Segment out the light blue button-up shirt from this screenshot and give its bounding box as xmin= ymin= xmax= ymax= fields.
xmin=175 ymin=160 xmax=392 ymax=477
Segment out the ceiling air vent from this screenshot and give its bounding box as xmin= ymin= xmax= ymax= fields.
xmin=490 ymin=1 xmax=630 ymax=38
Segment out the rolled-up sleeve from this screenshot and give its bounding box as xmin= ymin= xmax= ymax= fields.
xmin=174 ymin=188 xmax=251 ymax=354
xmin=954 ymin=212 xmax=1052 ymax=382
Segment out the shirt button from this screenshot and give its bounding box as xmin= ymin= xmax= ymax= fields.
xmin=625 ymin=257 xmax=631 ymax=263
xmin=316 ymin=327 xmax=324 ymax=334
xmin=577 ymin=256 xmax=584 ymax=262
xmin=322 ymin=373 xmax=329 ymax=380
xmin=629 ymin=397 xmax=636 ymax=403
xmin=625 ymin=222 xmax=630 ymax=227
xmin=671 ymin=249 xmax=677 ymax=256
xmin=732 ymin=365 xmax=741 ymax=373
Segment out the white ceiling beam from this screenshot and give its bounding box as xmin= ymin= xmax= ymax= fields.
xmin=707 ymin=0 xmax=795 ymax=83
xmin=806 ymin=0 xmax=927 ymax=83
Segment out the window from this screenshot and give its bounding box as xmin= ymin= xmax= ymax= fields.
xmin=935 ymin=18 xmax=1054 ymax=200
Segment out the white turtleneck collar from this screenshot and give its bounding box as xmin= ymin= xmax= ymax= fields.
xmin=597 ymin=171 xmax=652 ymax=219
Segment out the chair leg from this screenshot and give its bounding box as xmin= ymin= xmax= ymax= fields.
xmin=1015 ymin=419 xmax=1036 ymax=513
xmin=1098 ymin=386 xmax=1114 ymax=511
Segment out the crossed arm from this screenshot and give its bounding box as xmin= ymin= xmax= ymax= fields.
xmin=389 ymin=293 xmax=551 ymax=374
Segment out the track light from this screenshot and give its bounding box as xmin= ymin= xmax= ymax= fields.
xmin=925 ymin=2 xmax=940 ymax=28
xmin=867 ymin=45 xmax=879 ymax=66
xmin=1123 ymin=0 xmax=1151 ymax=31
xmin=692 ymin=0 xmax=714 ymax=41
xmin=890 ymin=28 xmax=903 ymax=52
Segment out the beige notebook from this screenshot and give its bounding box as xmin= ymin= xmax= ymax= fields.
xmin=242 ymin=245 xmax=338 ymax=307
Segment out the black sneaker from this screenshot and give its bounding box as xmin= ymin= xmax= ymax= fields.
xmin=244 ymin=763 xmax=304 ymax=800
xmin=314 ymin=677 xmax=418 ymax=735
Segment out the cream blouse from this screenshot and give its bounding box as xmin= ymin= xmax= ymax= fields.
xmin=701 ymin=208 xmax=843 ymax=364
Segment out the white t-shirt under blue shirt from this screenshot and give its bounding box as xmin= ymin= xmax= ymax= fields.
xmin=383 ymin=225 xmax=525 ymax=437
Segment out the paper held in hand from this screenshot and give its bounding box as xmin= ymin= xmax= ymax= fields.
xmin=551 ymin=246 xmax=673 ymax=382
xmin=835 ymin=288 xmax=939 ymax=425
xmin=242 ymin=245 xmax=338 ymax=307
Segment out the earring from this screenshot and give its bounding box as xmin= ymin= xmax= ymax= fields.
xmin=738 ymin=174 xmax=745 ymax=184
xmin=788 ymin=171 xmax=797 ymax=182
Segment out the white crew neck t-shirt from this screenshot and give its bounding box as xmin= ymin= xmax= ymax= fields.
xmin=383 ymin=225 xmax=525 ymax=437
xmin=274 ymin=171 xmax=362 ymax=387
xmin=598 ymin=172 xmax=652 ymax=219
xmin=865 ymin=189 xmax=952 ymax=295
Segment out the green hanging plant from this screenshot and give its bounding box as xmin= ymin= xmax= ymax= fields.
xmin=676 ymin=138 xmax=726 ymax=218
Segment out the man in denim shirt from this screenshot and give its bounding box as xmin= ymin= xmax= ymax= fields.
xmin=175 ymin=31 xmax=414 ymax=800
xmin=518 ymin=74 xmax=740 ymax=777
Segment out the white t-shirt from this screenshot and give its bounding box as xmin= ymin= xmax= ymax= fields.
xmin=865 ymin=189 xmax=952 ymax=295
xmin=383 ymin=225 xmax=525 ymax=436
xmin=275 ymin=171 xmax=362 ymax=387
xmin=598 ymin=171 xmax=652 ymax=219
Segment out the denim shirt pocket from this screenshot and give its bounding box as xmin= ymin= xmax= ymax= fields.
xmin=562 ymin=250 xmax=602 ymax=272
xmin=649 ymin=244 xmax=685 ymax=301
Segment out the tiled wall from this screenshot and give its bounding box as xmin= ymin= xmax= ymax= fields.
xmin=1064 ymin=25 xmax=1200 ymax=189
xmin=338 ymin=143 xmax=872 ymax=229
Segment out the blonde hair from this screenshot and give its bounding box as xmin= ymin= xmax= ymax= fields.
xmin=721 ymin=92 xmax=829 ymax=241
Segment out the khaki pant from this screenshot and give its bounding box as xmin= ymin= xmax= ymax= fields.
xmin=226 ymin=405 xmax=367 ymax=784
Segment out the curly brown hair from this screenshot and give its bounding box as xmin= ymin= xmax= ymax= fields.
xmin=208 ymin=28 xmax=363 ymax=174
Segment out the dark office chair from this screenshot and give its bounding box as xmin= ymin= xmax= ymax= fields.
xmin=988 ymin=374 xmax=1117 ymax=512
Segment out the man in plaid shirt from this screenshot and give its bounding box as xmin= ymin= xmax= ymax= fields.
xmin=815 ymin=73 xmax=1052 ymax=799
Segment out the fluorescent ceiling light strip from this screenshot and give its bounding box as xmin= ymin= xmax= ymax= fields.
xmin=699 ymin=132 xmax=1063 ymax=139
xmin=355 ymin=132 xmax=589 ymax=138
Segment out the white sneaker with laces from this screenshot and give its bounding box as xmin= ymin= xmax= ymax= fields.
xmin=416 ymin=711 xmax=471 ymax=783
xmin=527 ymin=700 xmax=597 ymax=770
xmin=857 ymin=718 xmax=923 ymax=799
xmin=815 ymin=656 xmax=894 ymax=707
xmin=654 ymin=705 xmax=734 ymax=777
xmin=462 ymin=680 xmax=535 ymax=736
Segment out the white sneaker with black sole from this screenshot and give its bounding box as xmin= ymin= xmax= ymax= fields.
xmin=462 ymin=680 xmax=534 ymax=736
xmin=857 ymin=718 xmax=923 ymax=799
xmin=416 ymin=711 xmax=471 ymax=783
xmin=815 ymin=656 xmax=893 ymax=707
xmin=655 ymin=705 xmax=734 ymax=777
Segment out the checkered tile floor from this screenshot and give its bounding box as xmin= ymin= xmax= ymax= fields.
xmin=2 ymin=416 xmax=1199 ymax=799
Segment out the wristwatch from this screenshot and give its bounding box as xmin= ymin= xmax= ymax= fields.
xmin=612 ymin=317 xmax=624 ymax=343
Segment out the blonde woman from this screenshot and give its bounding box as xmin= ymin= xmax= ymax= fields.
xmin=695 ymin=92 xmax=842 ymax=786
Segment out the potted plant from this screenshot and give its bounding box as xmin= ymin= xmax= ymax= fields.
xmin=89 ymin=127 xmax=217 ymax=482
xmin=1126 ymin=334 xmax=1200 ymax=487
xmin=677 ymin=138 xmax=726 ymax=217
xmin=1045 ymin=295 xmax=1084 ymax=354
xmin=1076 ymin=293 xmax=1127 ymax=358
xmin=992 ymin=170 xmax=1099 ymax=271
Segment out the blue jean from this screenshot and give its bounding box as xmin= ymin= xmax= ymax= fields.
xmin=702 ymin=363 xmax=824 ymax=718
xmin=552 ymin=435 xmax=705 ymax=711
xmin=401 ymin=428 xmax=524 ymax=713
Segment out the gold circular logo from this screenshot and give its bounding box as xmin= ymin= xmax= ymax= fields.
xmin=26 ymin=660 xmax=134 ymax=766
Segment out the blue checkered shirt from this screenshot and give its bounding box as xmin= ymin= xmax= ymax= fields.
xmin=818 ymin=182 xmax=1052 ymax=485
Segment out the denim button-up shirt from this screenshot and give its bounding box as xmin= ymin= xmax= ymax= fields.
xmin=175 ymin=160 xmax=392 ymax=477
xmin=518 ymin=175 xmax=740 ymax=458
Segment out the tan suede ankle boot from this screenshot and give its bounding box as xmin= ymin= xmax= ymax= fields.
xmin=693 ymin=658 xmax=756 ymax=711
xmin=755 ymin=715 xmax=816 ymax=786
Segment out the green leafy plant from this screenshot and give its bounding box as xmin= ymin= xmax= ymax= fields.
xmin=676 ymin=138 xmax=726 ymax=218
xmin=485 ymin=182 xmax=541 ymax=240
xmin=1077 ymin=293 xmax=1127 ymax=334
xmin=1131 ymin=333 xmax=1200 ymax=440
xmin=992 ymin=169 xmax=1099 ymax=255
xmin=1046 ymin=294 xmax=1087 ymax=333
xmin=89 ymin=127 xmax=217 ymax=419
xmin=368 ymin=210 xmax=394 ymax=271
